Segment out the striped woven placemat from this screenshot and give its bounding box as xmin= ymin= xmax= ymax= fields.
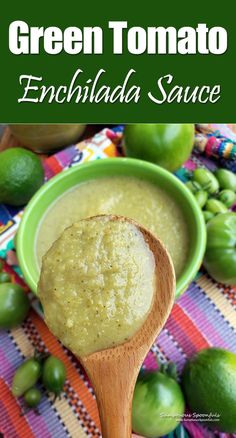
xmin=0 ymin=126 xmax=236 ymax=438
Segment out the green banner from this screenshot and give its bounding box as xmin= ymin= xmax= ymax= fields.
xmin=0 ymin=0 xmax=235 ymax=122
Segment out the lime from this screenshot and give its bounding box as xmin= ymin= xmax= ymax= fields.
xmin=0 ymin=148 xmax=44 ymax=206
xmin=182 ymin=347 xmax=236 ymax=433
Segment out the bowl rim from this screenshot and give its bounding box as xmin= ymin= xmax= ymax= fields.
xmin=16 ymin=157 xmax=206 ymax=298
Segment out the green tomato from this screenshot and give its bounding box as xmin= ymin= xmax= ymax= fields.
xmin=194 ymin=190 xmax=208 ymax=208
xmin=203 ymin=211 xmax=215 ymax=223
xmin=185 ymin=181 xmax=202 ymax=193
xmin=204 ymin=213 xmax=236 ymax=285
xmin=24 ymin=387 xmax=42 ymax=407
xmin=215 ymin=169 xmax=236 ymax=192
xmin=193 ymin=168 xmax=219 ymax=194
xmin=132 ymin=369 xmax=185 ymax=438
xmin=0 ymin=272 xmax=11 ymax=283
xmin=124 ymin=124 xmax=194 ymax=172
xmin=0 ymin=261 xmax=3 ymax=271
xmin=205 ymin=199 xmax=228 ymax=214
xmin=0 ymin=283 xmax=30 ymax=329
xmin=42 ymin=356 xmax=66 ymax=396
xmin=218 ymin=190 xmax=236 ymax=208
xmin=12 ymin=358 xmax=42 ymax=397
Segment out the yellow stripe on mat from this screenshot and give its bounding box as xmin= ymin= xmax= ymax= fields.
xmin=11 ymin=326 xmax=91 ymax=438
xmin=54 ymin=398 xmax=89 ymax=438
xmin=197 ymin=276 xmax=236 ymax=330
xmin=11 ymin=326 xmax=35 ymax=357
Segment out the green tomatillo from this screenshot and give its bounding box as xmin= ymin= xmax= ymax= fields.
xmin=215 ymin=169 xmax=236 ymax=192
xmin=193 ymin=168 xmax=219 ymax=195
xmin=204 ymin=213 xmax=236 ymax=285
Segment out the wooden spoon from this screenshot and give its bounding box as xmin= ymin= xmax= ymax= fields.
xmin=79 ymin=215 xmax=176 ymax=438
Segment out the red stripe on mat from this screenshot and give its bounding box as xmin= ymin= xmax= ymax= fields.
xmin=0 ymin=378 xmax=35 ymax=438
xmin=45 ymin=156 xmax=63 ymax=174
xmin=3 ymin=262 xmax=29 ymax=291
xmin=31 ymin=311 xmax=101 ymax=427
xmin=0 ymin=400 xmax=20 ymax=438
xmin=167 ymin=304 xmax=209 ymax=350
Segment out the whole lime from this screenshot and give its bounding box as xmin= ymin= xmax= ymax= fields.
xmin=0 ymin=148 xmax=44 ymax=206
xmin=0 ymin=283 xmax=30 ymax=329
xmin=182 ymin=347 xmax=236 ymax=433
xmin=124 ymin=124 xmax=194 ymax=172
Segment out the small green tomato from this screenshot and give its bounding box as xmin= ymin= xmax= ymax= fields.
xmin=185 ymin=180 xmax=202 ymax=193
xmin=218 ymin=190 xmax=236 ymax=208
xmin=12 ymin=358 xmax=42 ymax=397
xmin=215 ymin=169 xmax=236 ymax=192
xmin=205 ymin=199 xmax=228 ymax=215
xmin=203 ymin=211 xmax=215 ymax=223
xmin=24 ymin=387 xmax=42 ymax=408
xmin=42 ymin=356 xmax=66 ymax=397
xmin=193 ymin=168 xmax=219 ymax=195
xmin=194 ymin=190 xmax=208 ymax=208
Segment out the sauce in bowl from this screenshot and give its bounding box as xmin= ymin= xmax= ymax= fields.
xmin=37 ymin=176 xmax=189 ymax=279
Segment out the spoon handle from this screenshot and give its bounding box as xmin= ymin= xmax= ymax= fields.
xmin=82 ymin=354 xmax=141 ymax=438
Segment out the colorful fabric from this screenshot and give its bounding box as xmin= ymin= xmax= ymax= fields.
xmin=0 ymin=125 xmax=236 ymax=438
xmin=195 ymin=124 xmax=236 ymax=172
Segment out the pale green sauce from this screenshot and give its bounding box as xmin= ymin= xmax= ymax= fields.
xmin=38 ymin=217 xmax=155 ymax=356
xmin=37 ymin=176 xmax=189 ymax=277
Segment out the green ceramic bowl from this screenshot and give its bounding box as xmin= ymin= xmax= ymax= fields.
xmin=16 ymin=158 xmax=206 ymax=298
